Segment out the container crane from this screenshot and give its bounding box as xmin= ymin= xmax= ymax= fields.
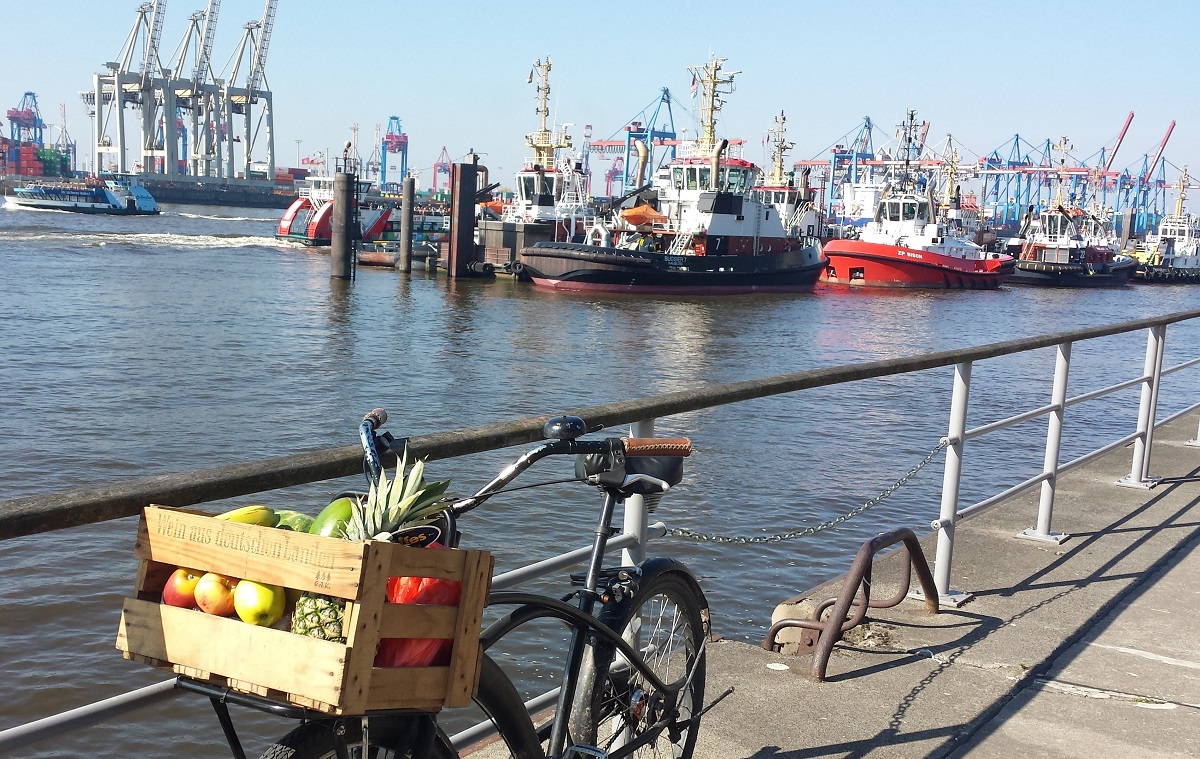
xmin=381 ymin=116 xmax=408 ymax=191
xmin=366 ymin=123 xmax=382 ymax=182
xmin=432 ymin=146 xmax=452 ymax=192
xmin=7 ymin=92 xmax=45 ymax=146
xmin=588 ymin=88 xmax=678 ymax=195
xmin=222 ymin=0 xmax=278 ymax=181
xmin=85 ymin=1 xmax=165 ymax=173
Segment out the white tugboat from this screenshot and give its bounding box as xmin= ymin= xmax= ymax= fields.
xmin=1133 ymin=167 xmax=1200 ymax=282
xmin=517 ymin=55 xmax=826 ymax=294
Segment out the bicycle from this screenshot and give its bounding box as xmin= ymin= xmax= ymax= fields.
xmin=183 ymin=410 xmax=712 ymax=759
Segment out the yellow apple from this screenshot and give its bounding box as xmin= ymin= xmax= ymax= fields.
xmin=233 ymin=580 xmax=287 ymax=626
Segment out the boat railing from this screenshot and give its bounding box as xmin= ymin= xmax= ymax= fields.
xmin=4 ymin=310 xmax=1200 ymax=754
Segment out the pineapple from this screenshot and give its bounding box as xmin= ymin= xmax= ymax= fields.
xmin=290 ymin=448 xmax=452 ymax=642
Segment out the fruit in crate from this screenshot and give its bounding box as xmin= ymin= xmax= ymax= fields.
xmin=274 ymin=509 xmax=315 ymax=532
xmin=195 ymin=572 xmax=239 ymax=616
xmin=214 ymin=504 xmax=278 ymax=527
xmin=161 ymin=567 xmax=203 ymax=609
xmin=308 ymin=497 xmax=355 ymax=537
xmin=291 ymin=448 xmax=452 ymax=644
xmin=234 ymin=580 xmax=287 ymax=626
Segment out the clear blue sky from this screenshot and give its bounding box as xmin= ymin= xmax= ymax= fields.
xmin=2 ymin=0 xmax=1197 ymax=191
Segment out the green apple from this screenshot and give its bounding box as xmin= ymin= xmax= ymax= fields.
xmin=233 ymin=579 xmax=287 ymax=626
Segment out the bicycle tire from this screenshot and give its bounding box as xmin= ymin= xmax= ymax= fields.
xmin=257 ymin=654 xmax=544 ymax=759
xmin=257 ymin=716 xmax=454 ymax=759
xmin=572 ymin=567 xmax=708 ymax=758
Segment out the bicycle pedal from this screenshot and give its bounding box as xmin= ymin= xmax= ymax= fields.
xmin=562 ymin=746 xmax=606 ymax=759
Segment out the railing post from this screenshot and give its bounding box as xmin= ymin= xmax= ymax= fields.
xmin=1119 ymin=325 xmax=1166 ymax=488
xmin=932 ymin=361 xmax=973 ymax=607
xmin=622 ymin=418 xmax=655 ymax=566
xmin=1019 ymin=341 xmax=1071 ymax=544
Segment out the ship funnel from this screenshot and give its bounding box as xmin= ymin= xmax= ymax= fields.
xmin=632 ymin=139 xmax=649 ymax=188
xmin=710 ymin=139 xmax=728 ymax=190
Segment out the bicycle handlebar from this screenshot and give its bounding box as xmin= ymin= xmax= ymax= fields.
xmin=622 ymin=437 xmax=692 ymax=457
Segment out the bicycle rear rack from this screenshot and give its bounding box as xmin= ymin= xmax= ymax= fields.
xmin=761 ymin=527 xmax=939 ymax=681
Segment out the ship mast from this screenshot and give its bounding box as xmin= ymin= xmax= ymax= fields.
xmin=940 ymin=136 xmax=960 ymax=209
xmin=1174 ymin=166 xmax=1188 ymax=218
xmin=765 ymin=111 xmax=793 ymax=187
xmin=899 ymin=109 xmax=918 ymax=193
xmin=525 ymin=55 xmax=571 ymax=168
xmin=688 ymin=55 xmax=739 ymax=155
xmin=1051 ymin=135 xmax=1072 ymax=208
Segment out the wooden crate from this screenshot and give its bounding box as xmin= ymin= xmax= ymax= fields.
xmin=116 ymin=506 xmax=493 ymax=714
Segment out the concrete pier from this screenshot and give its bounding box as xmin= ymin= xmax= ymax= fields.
xmin=692 ymin=411 xmax=1200 ymax=758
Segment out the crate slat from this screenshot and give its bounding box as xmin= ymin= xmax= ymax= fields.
xmin=384 ymin=543 xmax=468 ymax=581
xmin=377 ymin=603 xmax=460 ymax=639
xmin=365 ymin=666 xmax=452 ymax=712
xmin=117 ymin=598 xmax=350 ymax=707
xmin=444 ymin=550 xmax=494 ymax=707
xmin=135 ymin=507 xmax=368 ymax=600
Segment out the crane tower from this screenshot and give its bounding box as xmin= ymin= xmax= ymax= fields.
xmin=381 ymin=116 xmax=408 ymax=192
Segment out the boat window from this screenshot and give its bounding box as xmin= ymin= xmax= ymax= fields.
xmin=686 ymin=168 xmax=698 ymax=190
xmin=519 ymin=175 xmax=536 ymax=200
xmin=888 ymin=201 xmax=901 ymax=222
xmin=699 ymin=167 xmax=711 ymax=189
xmin=902 ymin=201 xmax=917 ymax=221
xmin=673 ymin=168 xmax=684 ymax=189
xmin=542 ymin=175 xmax=557 ymax=197
xmin=917 ymin=202 xmax=929 ymax=221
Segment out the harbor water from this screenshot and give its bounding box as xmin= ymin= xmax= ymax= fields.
xmin=2 ymin=202 xmax=1198 ymax=756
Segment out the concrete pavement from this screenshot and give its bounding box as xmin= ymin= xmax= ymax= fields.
xmin=692 ymin=413 xmax=1200 ymax=758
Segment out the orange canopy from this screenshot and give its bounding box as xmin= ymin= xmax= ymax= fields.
xmin=620 ymin=204 xmax=668 ymax=227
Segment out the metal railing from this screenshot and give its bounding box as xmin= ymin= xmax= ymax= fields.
xmin=2 ymin=309 xmax=1200 ymax=754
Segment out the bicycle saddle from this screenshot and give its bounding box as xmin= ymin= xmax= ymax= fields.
xmin=575 ymin=449 xmax=684 ymax=496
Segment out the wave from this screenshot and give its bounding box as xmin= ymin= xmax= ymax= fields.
xmin=0 ymin=230 xmax=281 ymax=249
xmin=168 ymin=211 xmax=279 ymax=222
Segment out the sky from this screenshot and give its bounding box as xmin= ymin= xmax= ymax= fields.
xmin=2 ymin=0 xmax=1198 ymax=192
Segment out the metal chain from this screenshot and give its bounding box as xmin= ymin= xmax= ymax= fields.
xmin=666 ymin=438 xmax=950 ymax=544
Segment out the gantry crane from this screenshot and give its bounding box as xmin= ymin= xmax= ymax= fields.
xmin=7 ymin=92 xmax=45 ymax=146
xmin=432 ymin=146 xmax=452 ymax=192
xmin=222 ymin=0 xmax=278 ymax=180
xmin=381 ymin=116 xmax=408 ymax=191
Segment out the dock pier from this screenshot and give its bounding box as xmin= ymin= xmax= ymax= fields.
xmin=688 ymin=411 xmax=1200 ymax=759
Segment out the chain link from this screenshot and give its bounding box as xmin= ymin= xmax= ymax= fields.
xmin=665 ymin=438 xmax=950 ymax=544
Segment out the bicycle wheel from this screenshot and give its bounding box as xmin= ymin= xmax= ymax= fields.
xmin=258 ymin=655 xmax=543 ymax=759
xmin=573 ymin=569 xmax=707 ymax=758
xmin=258 ymin=716 xmax=454 ymax=759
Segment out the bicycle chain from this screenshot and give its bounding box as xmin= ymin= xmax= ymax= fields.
xmin=665 ymin=438 xmax=950 ymax=544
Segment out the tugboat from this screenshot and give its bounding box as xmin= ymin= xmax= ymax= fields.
xmin=1003 ymin=203 xmax=1137 ymax=287
xmin=518 ymin=56 xmax=826 ymax=295
xmin=1001 ymin=139 xmax=1136 ymax=287
xmin=820 ymin=112 xmax=1013 ymax=289
xmin=1132 ymin=166 xmax=1200 ymax=283
xmin=8 ymin=174 xmax=158 ymax=215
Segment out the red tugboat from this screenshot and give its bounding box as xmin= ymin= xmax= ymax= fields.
xmin=821 ymin=111 xmax=1014 ymax=289
xmin=518 ymin=56 xmax=826 ymax=295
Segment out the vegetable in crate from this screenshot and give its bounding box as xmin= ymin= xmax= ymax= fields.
xmin=291 ymin=448 xmax=453 ymax=644
xmin=374 ymin=543 xmax=463 ymax=668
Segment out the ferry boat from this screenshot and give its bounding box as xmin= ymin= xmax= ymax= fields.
xmin=1132 ymin=167 xmax=1200 ymax=283
xmin=1003 ymin=203 xmax=1136 ymax=287
xmin=518 ymin=56 xmax=826 ymax=295
xmin=820 ymin=112 xmax=1013 ymax=289
xmin=7 ymin=175 xmax=159 ymax=215
xmin=275 ymin=175 xmax=447 ymax=248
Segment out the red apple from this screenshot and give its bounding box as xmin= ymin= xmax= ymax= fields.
xmin=194 ymin=572 xmax=239 ymax=616
xmin=161 ymin=567 xmax=203 ymax=609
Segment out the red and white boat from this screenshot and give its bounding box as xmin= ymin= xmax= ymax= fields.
xmin=821 ymin=111 xmax=1014 ymax=289
xmin=275 ymin=176 xmax=447 ymax=257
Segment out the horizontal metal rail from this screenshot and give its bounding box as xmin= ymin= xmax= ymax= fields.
xmin=0 ymin=679 xmax=181 ymax=752
xmin=4 ymin=310 xmax=1198 ymax=542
